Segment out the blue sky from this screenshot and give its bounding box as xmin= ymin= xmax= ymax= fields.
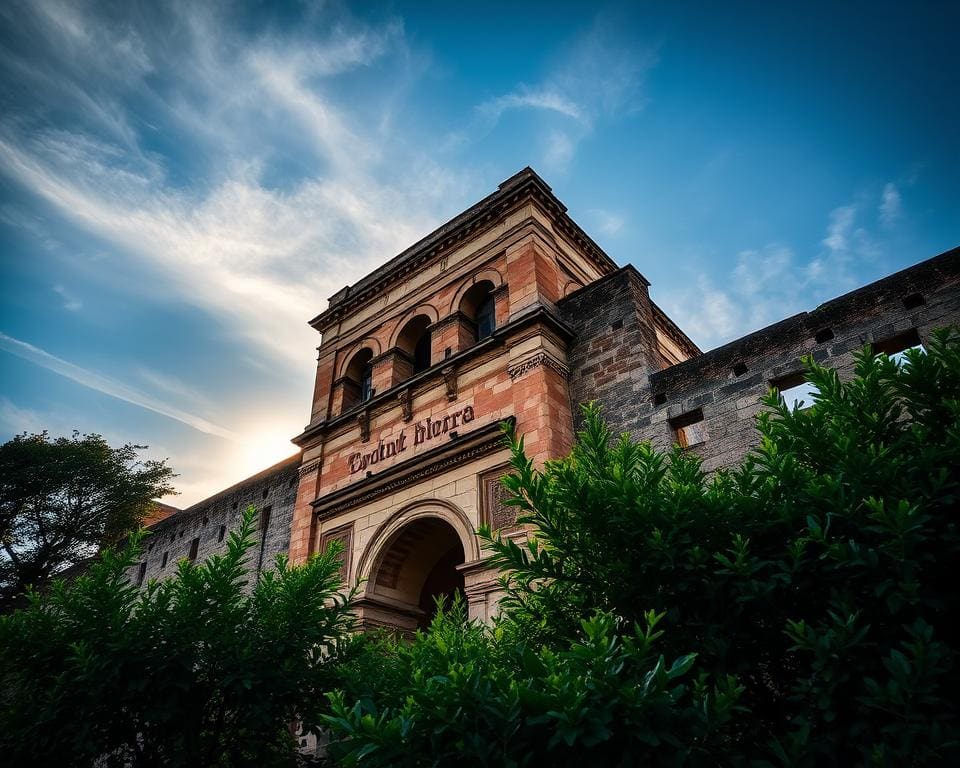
xmin=1 ymin=1 xmax=957 ymax=505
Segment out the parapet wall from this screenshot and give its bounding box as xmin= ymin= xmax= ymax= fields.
xmin=564 ymin=247 xmax=960 ymax=471
xmin=129 ymin=454 xmax=301 ymax=588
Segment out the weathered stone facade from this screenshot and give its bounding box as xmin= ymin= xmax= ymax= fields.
xmin=130 ymin=455 xmax=299 ymax=588
xmin=561 ymin=248 xmax=960 ymax=471
xmin=132 ymin=168 xmax=959 ymax=634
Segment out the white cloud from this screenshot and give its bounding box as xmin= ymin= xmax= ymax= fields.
xmin=52 ymin=284 xmax=82 ymax=310
xmin=543 ymin=130 xmax=575 ymax=171
xmin=879 ymin=182 xmax=901 ymax=226
xmin=591 ymin=209 xmax=625 ymax=236
xmin=822 ymin=205 xmax=856 ymax=254
xmin=660 ymin=192 xmax=894 ymax=350
xmin=0 ymin=332 xmax=237 ymax=440
xmin=0 ymin=2 xmax=473 ymax=377
xmin=478 ymin=87 xmax=584 ymax=123
xmin=471 ymin=15 xmax=657 ymax=167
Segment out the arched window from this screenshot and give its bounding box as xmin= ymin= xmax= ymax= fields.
xmin=397 ymin=314 xmax=432 ymax=376
xmin=459 ymin=281 xmax=497 ymax=343
xmin=342 ymin=348 xmax=374 ymax=411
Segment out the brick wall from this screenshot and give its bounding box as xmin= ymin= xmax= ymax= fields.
xmin=128 ymin=454 xmax=301 ymax=589
xmin=564 ymin=247 xmax=960 ymax=471
xmin=559 ymin=265 xmax=664 ymax=431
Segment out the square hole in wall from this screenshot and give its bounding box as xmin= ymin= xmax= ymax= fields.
xmin=670 ymin=408 xmax=707 ymax=448
xmin=732 ymin=362 xmax=748 ymax=377
xmin=771 ymin=371 xmax=820 ymax=411
xmin=902 ymin=293 xmax=925 ymax=310
xmin=652 ymin=392 xmax=667 ymax=406
xmin=874 ymin=328 xmax=924 ymax=366
xmin=815 ymin=327 xmax=835 ymax=344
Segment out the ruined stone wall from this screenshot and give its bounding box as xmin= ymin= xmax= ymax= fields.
xmin=558 ymin=265 xmax=668 ymax=432
xmin=563 ymin=247 xmax=960 ymax=471
xmin=128 ymin=454 xmax=301 ymax=588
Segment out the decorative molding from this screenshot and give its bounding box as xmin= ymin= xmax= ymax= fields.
xmin=507 ymin=352 xmax=570 ymax=380
xmin=441 ymin=364 xmax=458 ymax=401
xmin=357 ymin=409 xmax=370 ymax=442
xmin=397 ymin=387 xmax=413 ymax=422
xmin=313 ymin=418 xmax=514 ymax=520
xmin=298 ymin=458 xmax=322 ymax=478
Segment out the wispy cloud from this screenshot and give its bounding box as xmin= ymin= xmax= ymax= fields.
xmin=0 ymin=1 xmax=472 ymax=376
xmin=52 ymin=284 xmax=81 ymax=310
xmin=660 ymin=185 xmax=897 ymax=349
xmin=472 ymin=15 xmax=657 ymax=170
xmin=590 ymin=209 xmax=626 ymax=236
xmin=478 ymin=87 xmax=584 ymax=122
xmin=0 ymin=332 xmax=237 ymax=440
xmin=879 ymin=182 xmax=901 ymax=226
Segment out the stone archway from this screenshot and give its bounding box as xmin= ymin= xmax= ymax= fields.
xmin=355 ymin=501 xmax=478 ymax=632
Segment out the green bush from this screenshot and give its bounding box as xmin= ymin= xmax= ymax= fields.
xmin=0 ymin=506 xmax=355 ymax=767
xmin=327 ymin=329 xmax=960 ymax=767
xmin=324 ymin=597 xmax=741 ymax=767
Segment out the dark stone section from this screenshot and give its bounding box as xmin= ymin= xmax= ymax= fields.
xmin=128 ymin=454 xmax=301 ymax=589
xmin=559 ymin=265 xmax=664 ymax=432
xmin=569 ymin=246 xmax=960 ymax=471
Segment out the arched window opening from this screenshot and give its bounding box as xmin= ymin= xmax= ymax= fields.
xmin=397 ymin=314 xmax=433 ymax=376
xmin=342 ymin=348 xmax=374 ymax=411
xmin=459 ymin=281 xmax=497 ymax=344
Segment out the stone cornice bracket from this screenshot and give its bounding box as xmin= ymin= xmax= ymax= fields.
xmin=298 ymin=458 xmax=323 ymax=478
xmin=357 ymin=409 xmax=370 ymax=442
xmin=508 ymin=352 xmax=570 ymax=381
xmin=397 ymin=387 xmax=413 ymax=422
xmin=441 ymin=364 xmax=458 ymax=401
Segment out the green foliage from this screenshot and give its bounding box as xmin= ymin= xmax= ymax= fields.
xmin=478 ymin=329 xmax=960 ymax=766
xmin=0 ymin=506 xmax=356 ymax=767
xmin=324 ymin=596 xmax=741 ymax=767
xmin=0 ymin=430 xmax=176 ymax=608
xmin=323 ymin=328 xmax=960 ymax=767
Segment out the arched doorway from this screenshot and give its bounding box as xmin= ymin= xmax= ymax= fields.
xmin=356 ymin=502 xmax=477 ymax=633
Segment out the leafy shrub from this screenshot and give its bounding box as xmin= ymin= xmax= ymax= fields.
xmin=0 ymin=506 xmax=355 ymax=767
xmin=327 ymin=329 xmax=960 ymax=767
xmin=324 ymin=597 xmax=741 ymax=767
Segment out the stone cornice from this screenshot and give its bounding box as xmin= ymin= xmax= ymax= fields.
xmin=308 ymin=169 xmax=617 ymax=333
xmin=311 ymin=417 xmax=514 ymax=519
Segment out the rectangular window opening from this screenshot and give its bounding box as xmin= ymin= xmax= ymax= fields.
xmin=136 ymin=562 xmax=147 ymax=587
xmin=188 ymin=537 xmax=199 ymax=562
xmin=771 ymin=371 xmax=820 ymax=411
xmin=260 ymin=506 xmax=272 ymax=531
xmin=218 ymin=525 xmax=226 ymax=543
xmin=670 ymin=408 xmax=707 ymax=448
xmin=161 ymin=552 xmax=169 ymax=569
xmin=874 ymin=328 xmax=925 ymax=366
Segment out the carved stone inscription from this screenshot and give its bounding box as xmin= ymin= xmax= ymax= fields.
xmin=347 ymin=405 xmax=476 ymax=475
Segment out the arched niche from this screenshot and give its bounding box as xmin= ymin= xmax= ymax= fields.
xmin=355 ymin=500 xmax=479 ymax=631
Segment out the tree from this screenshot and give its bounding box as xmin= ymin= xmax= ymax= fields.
xmin=0 ymin=431 xmax=175 ymax=608
xmin=0 ymin=505 xmax=356 ymax=767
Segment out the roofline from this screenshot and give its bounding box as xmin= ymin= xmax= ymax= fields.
xmin=308 ymin=167 xmax=618 ymax=332
xmin=147 ymin=452 xmax=302 ymax=528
